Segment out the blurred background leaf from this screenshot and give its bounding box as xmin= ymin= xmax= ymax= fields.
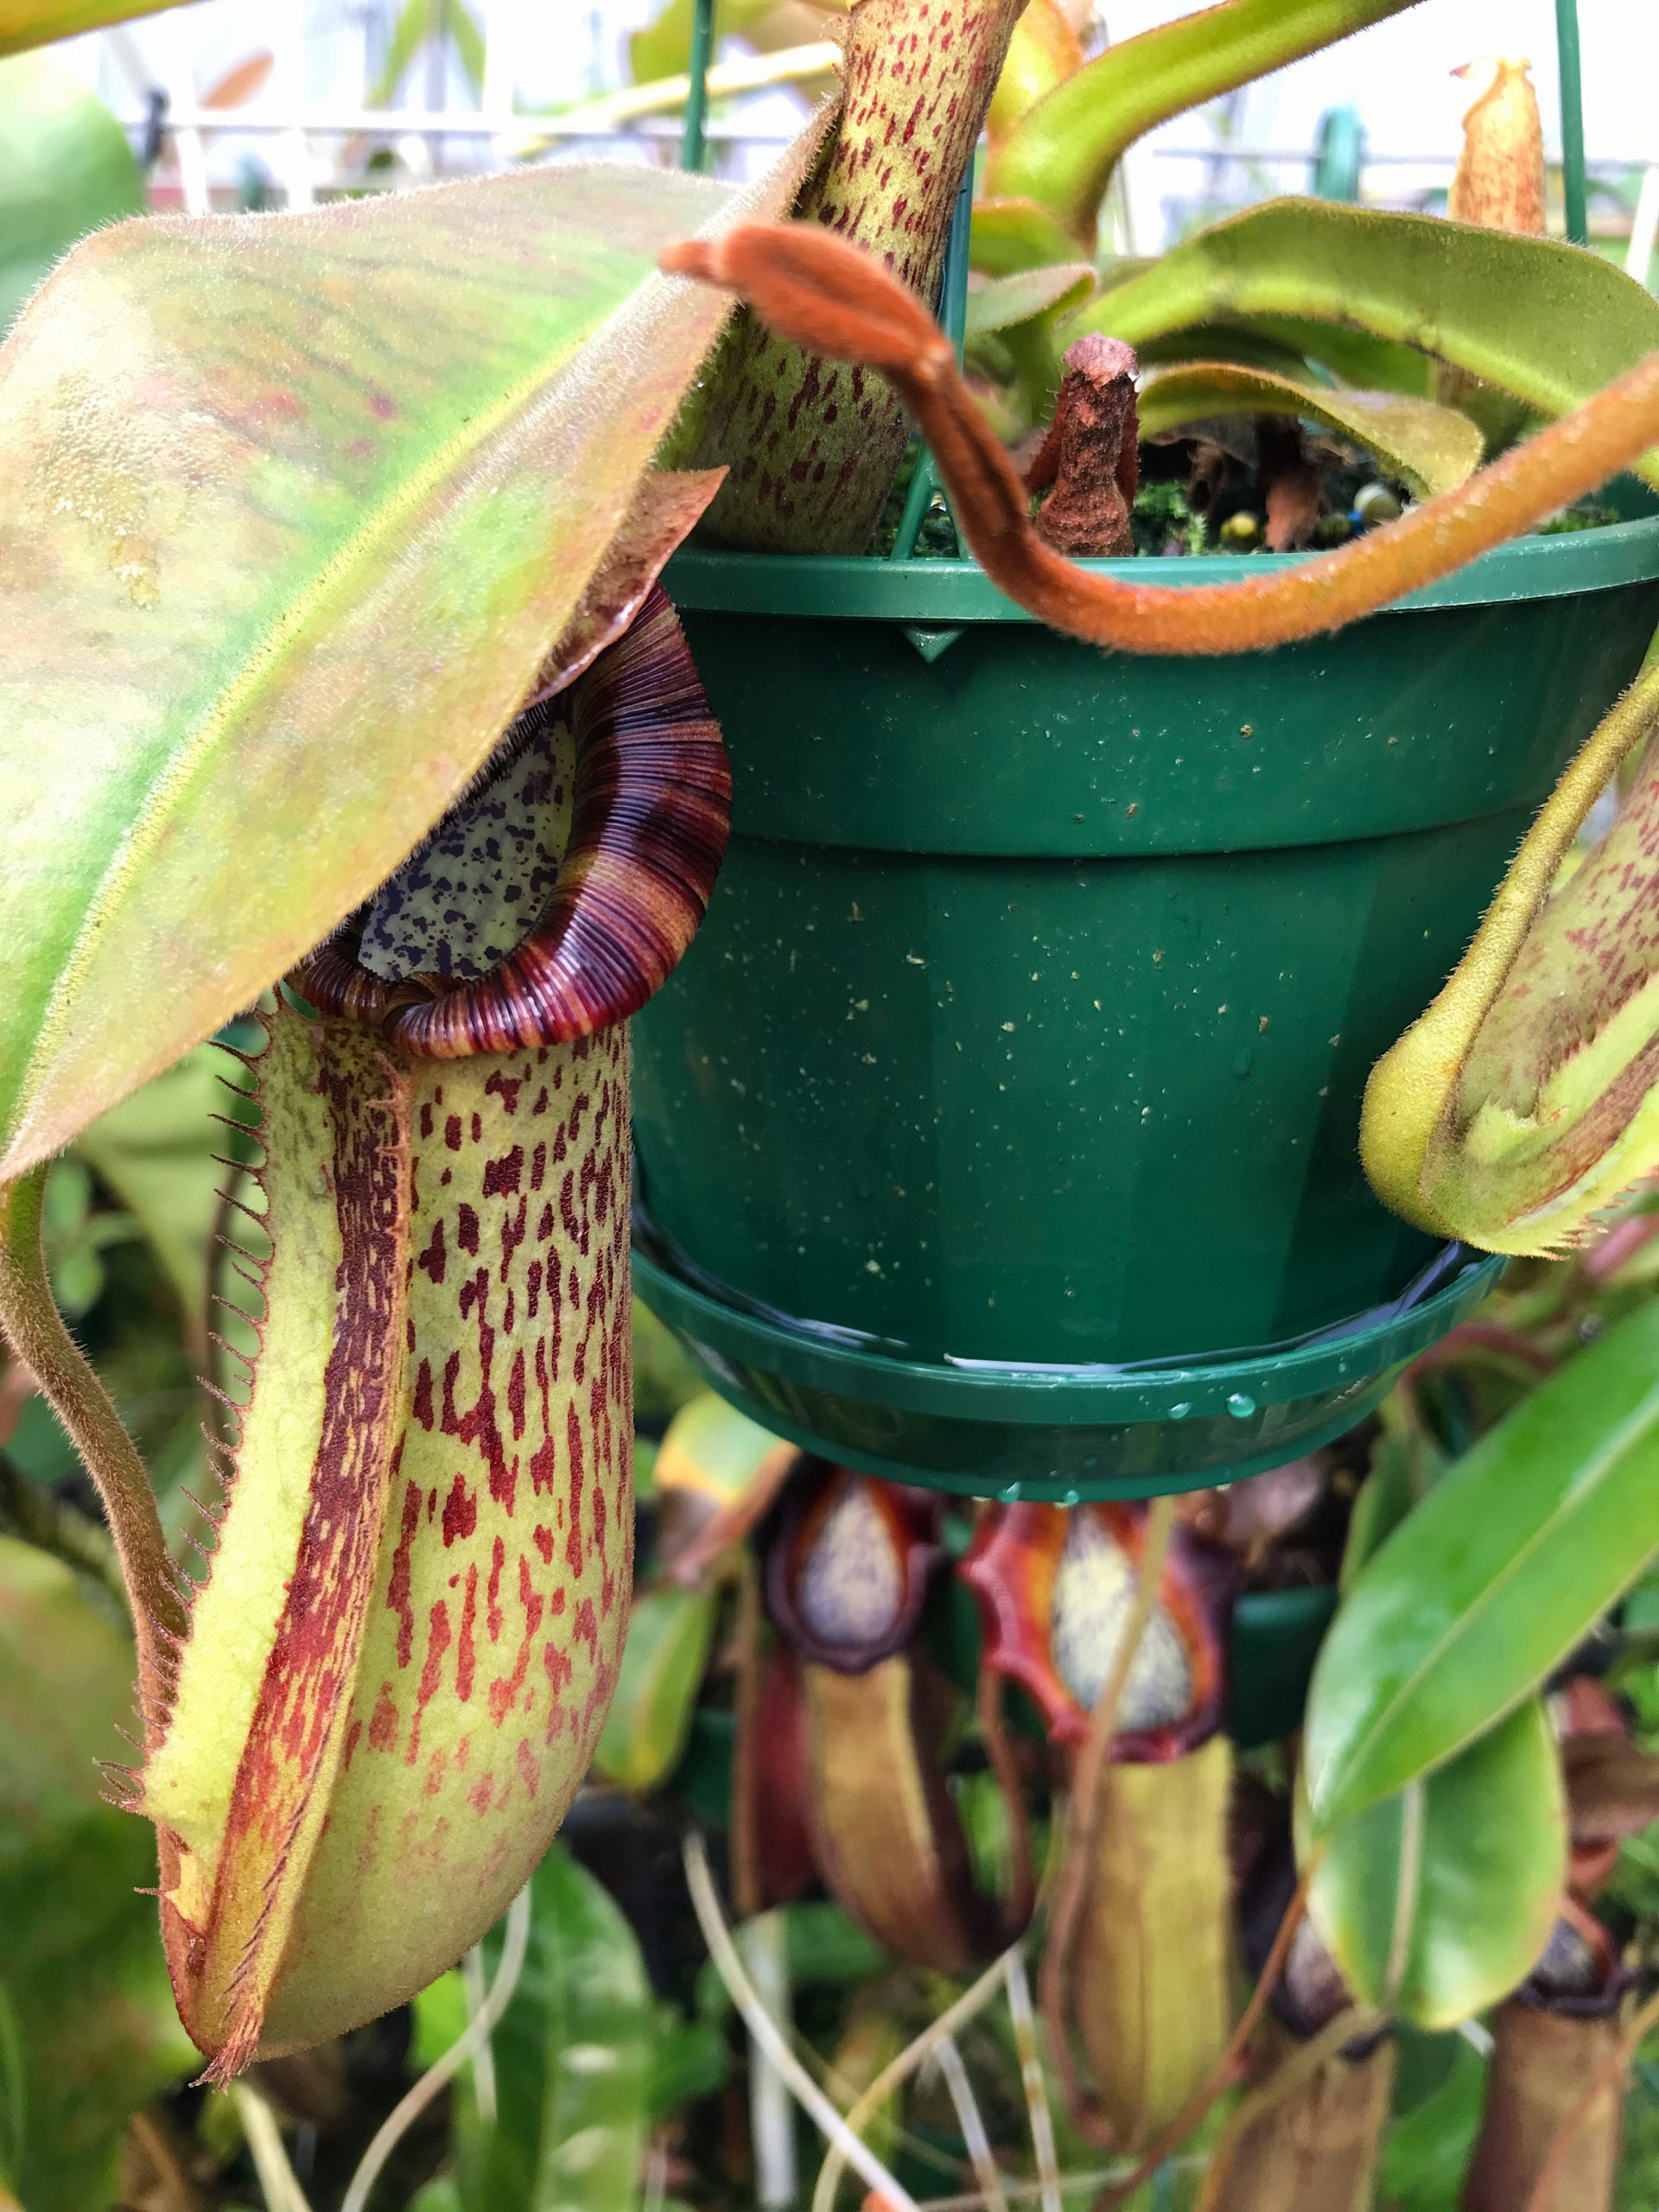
xmin=594 ymin=1586 xmax=720 ymax=1796
xmin=416 ymin=1846 xmax=653 ymax=2212
xmin=0 ymin=1538 xmax=194 ymax=2211
xmin=0 ymin=51 xmax=143 ymax=334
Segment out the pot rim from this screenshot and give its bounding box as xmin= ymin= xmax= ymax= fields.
xmin=633 ymin=1234 xmax=1499 ymax=1421
xmin=666 ymin=498 xmax=1659 ymax=624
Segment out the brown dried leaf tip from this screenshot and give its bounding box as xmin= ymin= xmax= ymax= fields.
xmin=1027 ymin=334 xmax=1141 ymax=558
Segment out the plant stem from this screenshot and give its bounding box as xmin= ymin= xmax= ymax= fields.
xmin=1004 ymin=1948 xmax=1063 ymax=2212
xmin=0 ymin=1166 xmax=183 ymax=1721
xmin=930 ymin=2035 xmax=1010 ymax=2212
xmin=339 ymin=1884 xmax=533 ymax=2212
xmin=230 ymin=2087 xmax=314 ymax=2212
xmin=810 ymin=1949 xmax=1018 ymax=2212
xmin=683 ymin=1829 xmax=922 ymax=2212
xmin=741 ymin=1912 xmax=798 ymax=2210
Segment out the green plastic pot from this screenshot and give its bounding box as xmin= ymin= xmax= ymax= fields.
xmin=633 ymin=511 xmax=1659 ymax=1497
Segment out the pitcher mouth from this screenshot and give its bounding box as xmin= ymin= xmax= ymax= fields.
xmin=298 ymin=586 xmax=729 ymax=1058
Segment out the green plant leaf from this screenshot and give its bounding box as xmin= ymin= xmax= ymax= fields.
xmin=367 ymin=0 xmax=441 ymax=107
xmin=985 ymin=0 xmax=1427 ymax=238
xmin=646 ymin=2004 xmax=728 ymax=2120
xmin=1138 ymin=363 xmax=1482 ymax=497
xmin=628 ymin=0 xmax=809 ymax=83
xmin=1380 ymin=2031 xmax=1487 ymax=2210
xmin=454 ymin=1846 xmax=652 ymax=2212
xmin=593 ymin=1583 xmax=719 ymax=1793
xmin=1305 ymin=1303 xmax=1659 ymax=1834
xmin=0 ymin=1538 xmax=195 ymax=2211
xmin=1226 ymin=313 xmax=1436 ymax=397
xmin=367 ymin=0 xmax=486 ymax=107
xmin=0 ymin=149 xmax=816 ymax=1180
xmin=1079 ymin=199 xmax=1659 ymax=486
xmin=1301 ymin=1697 xmax=1562 ymax=2031
xmin=0 ymin=0 xmax=194 ymax=54
xmin=1338 ymin=1419 xmax=1449 ymax=1592
xmin=965 ymin=260 xmax=1095 ymax=340
xmin=969 ymin=195 xmax=1088 ymax=277
xmin=0 ymin=54 xmax=144 ymax=334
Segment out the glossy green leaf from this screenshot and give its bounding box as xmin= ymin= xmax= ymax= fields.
xmin=1080 ymin=199 xmax=1659 ymax=486
xmin=0 ymin=54 xmax=144 ymax=334
xmin=454 ymin=1846 xmax=652 ymax=2212
xmin=593 ymin=1583 xmax=719 ymax=1793
xmin=0 ymin=1538 xmax=195 ymax=2210
xmin=1139 ymin=362 xmax=1482 ymax=496
xmin=1305 ymin=1303 xmax=1659 ymax=1834
xmin=1379 ymin=2031 xmax=1487 ymax=2210
xmin=965 ymin=261 xmax=1094 ymax=340
xmin=0 ymin=0 xmax=194 ymax=54
xmin=0 ymin=150 xmax=815 ymax=1179
xmin=1301 ymin=1698 xmax=1562 ymax=2031
xmin=986 ymin=0 xmax=1426 ymax=238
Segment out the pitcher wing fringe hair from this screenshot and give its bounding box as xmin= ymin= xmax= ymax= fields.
xmin=661 ymin=221 xmax=1659 ymax=656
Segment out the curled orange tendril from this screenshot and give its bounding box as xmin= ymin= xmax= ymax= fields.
xmin=661 ymin=221 xmax=1659 ymax=656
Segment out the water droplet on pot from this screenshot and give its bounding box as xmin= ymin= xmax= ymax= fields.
xmin=1061 ymin=1486 xmax=1080 ymax=1507
xmin=999 ymin=1483 xmax=1022 ymax=1503
xmin=1225 ymin=1391 xmax=1257 ymax=1419
xmin=1169 ymin=1402 xmax=1192 ymax=1420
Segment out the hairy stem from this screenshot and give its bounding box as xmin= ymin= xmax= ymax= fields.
xmin=0 ymin=1167 xmax=182 ymax=1719
xmin=664 ymin=221 xmax=1659 ymax=656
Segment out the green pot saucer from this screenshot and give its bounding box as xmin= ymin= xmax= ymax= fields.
xmin=632 ymin=1215 xmax=1503 ymax=1500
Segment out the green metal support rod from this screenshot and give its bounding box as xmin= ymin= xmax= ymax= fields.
xmin=1554 ymin=0 xmax=1588 ymax=247
xmin=682 ymin=0 xmax=715 ymax=173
